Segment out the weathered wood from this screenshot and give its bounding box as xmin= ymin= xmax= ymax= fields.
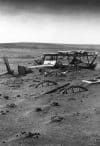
xmin=18 ymin=65 xmax=32 ymax=75
xmin=3 ymin=56 xmax=14 ymax=74
xmin=18 ymin=65 xmax=26 ymax=75
xmin=0 ymin=72 xmax=7 ymax=76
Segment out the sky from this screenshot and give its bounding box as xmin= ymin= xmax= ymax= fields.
xmin=0 ymin=0 xmax=100 ymax=44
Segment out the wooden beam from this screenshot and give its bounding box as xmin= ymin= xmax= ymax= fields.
xmin=3 ymin=56 xmax=14 ymax=75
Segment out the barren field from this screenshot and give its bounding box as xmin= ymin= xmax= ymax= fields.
xmin=0 ymin=44 xmax=100 ymax=146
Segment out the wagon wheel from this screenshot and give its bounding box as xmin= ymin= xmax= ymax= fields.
xmin=58 ymin=87 xmax=67 ymax=93
xmin=61 ymin=85 xmax=88 ymax=94
xmin=35 ymin=80 xmax=58 ymax=88
xmin=57 ymin=84 xmax=70 ymax=94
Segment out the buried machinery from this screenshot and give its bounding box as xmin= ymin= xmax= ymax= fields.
xmin=2 ymin=50 xmax=98 ymax=76
xmin=17 ymin=50 xmax=98 ymax=75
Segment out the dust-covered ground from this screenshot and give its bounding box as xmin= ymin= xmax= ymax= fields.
xmin=0 ymin=44 xmax=100 ymax=146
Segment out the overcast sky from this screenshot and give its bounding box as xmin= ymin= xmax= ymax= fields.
xmin=0 ymin=0 xmax=100 ymax=44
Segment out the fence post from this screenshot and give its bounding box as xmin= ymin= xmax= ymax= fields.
xmin=3 ymin=56 xmax=13 ymax=74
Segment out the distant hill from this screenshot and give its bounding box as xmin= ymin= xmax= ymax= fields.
xmin=0 ymin=42 xmax=100 ymax=50
xmin=0 ymin=42 xmax=66 ymax=49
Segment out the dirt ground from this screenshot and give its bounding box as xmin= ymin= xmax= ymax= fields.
xmin=0 ymin=46 xmax=100 ymax=146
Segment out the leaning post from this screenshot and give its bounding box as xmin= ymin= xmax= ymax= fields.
xmin=3 ymin=56 xmax=14 ymax=74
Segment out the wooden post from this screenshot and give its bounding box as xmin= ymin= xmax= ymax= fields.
xmin=3 ymin=56 xmax=14 ymax=74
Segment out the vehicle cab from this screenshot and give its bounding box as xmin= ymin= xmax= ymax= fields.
xmin=43 ymin=53 xmax=58 ymax=66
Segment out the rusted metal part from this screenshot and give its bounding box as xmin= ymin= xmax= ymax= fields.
xmin=51 ymin=115 xmax=64 ymax=123
xmin=1 ymin=132 xmax=40 ymax=144
xmin=58 ymin=50 xmax=98 ymax=70
xmin=35 ymin=80 xmax=58 ymax=88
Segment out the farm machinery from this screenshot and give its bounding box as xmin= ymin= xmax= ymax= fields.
xmin=58 ymin=50 xmax=98 ymax=70
xmin=2 ymin=50 xmax=98 ymax=76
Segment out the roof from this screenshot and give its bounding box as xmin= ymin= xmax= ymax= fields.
xmin=43 ymin=53 xmax=59 ymax=56
xmin=43 ymin=50 xmax=98 ymax=57
xmin=58 ymin=50 xmax=98 ymax=56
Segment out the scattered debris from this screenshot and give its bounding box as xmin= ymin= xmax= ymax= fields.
xmin=82 ymin=79 xmax=100 ymax=84
xmin=7 ymin=78 xmax=24 ymax=89
xmin=2 ymin=141 xmax=6 ymax=143
xmin=50 ymin=102 xmax=60 ymax=106
xmin=29 ymin=84 xmax=36 ymax=87
xmin=94 ymin=108 xmax=100 ymax=115
xmin=36 ymin=50 xmax=98 ymax=70
xmin=6 ymin=103 xmax=17 ymax=108
xmin=3 ymin=95 xmax=9 ymax=100
xmin=35 ymin=80 xmax=58 ymax=88
xmin=17 ymin=94 xmax=21 ymax=97
xmin=80 ymin=99 xmax=83 ymax=102
xmin=17 ymin=53 xmax=59 ymax=75
xmin=72 ymin=112 xmax=80 ymax=116
xmin=68 ymin=97 xmax=76 ymax=101
xmin=25 ymin=132 xmax=40 ymax=139
xmin=51 ymin=115 xmax=64 ymax=123
xmin=39 ymin=68 xmax=45 ymax=74
xmin=0 ymin=110 xmax=9 ymax=115
xmin=1 ymin=132 xmax=40 ymax=144
xmin=32 ymin=79 xmax=40 ymax=82
xmin=44 ymin=83 xmax=87 ymax=95
xmin=44 ymin=70 xmax=54 ymax=77
xmin=16 ymin=131 xmax=40 ymax=139
xmin=35 ymin=107 xmax=42 ymax=112
xmin=60 ymin=85 xmax=88 ymax=94
xmin=1 ymin=50 xmax=100 ymax=146
xmin=2 ymin=50 xmax=98 ymax=77
xmin=44 ymin=70 xmax=66 ymax=77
